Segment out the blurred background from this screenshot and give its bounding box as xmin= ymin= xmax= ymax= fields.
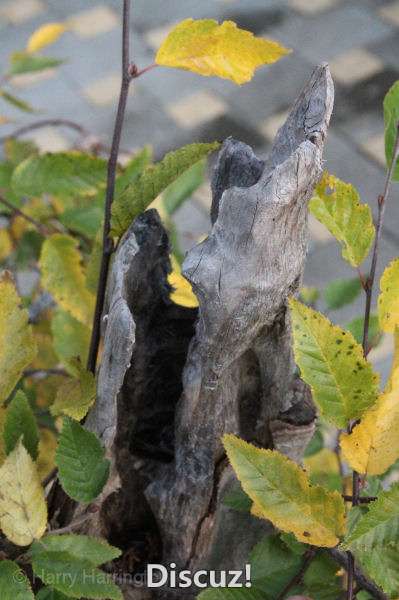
xmin=1 ymin=0 xmax=398 ymax=379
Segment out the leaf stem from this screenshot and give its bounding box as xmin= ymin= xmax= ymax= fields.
xmin=86 ymin=0 xmax=133 ymax=374
xmin=346 ymin=121 xmax=399 ymax=600
xmin=275 ymin=548 xmax=317 ymax=600
xmin=0 ymin=193 xmax=51 ymax=236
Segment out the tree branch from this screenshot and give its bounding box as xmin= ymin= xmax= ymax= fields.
xmin=86 ymin=0 xmax=133 ymax=374
xmin=0 ymin=119 xmax=87 ymax=143
xmin=347 ymin=121 xmax=399 ymax=600
xmin=0 ymin=193 xmax=52 ymax=236
xmin=328 ymin=548 xmax=388 ymax=600
xmin=276 ymin=548 xmax=317 ymax=600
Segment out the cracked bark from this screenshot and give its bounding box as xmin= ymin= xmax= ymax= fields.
xmin=76 ymin=64 xmax=334 ymax=598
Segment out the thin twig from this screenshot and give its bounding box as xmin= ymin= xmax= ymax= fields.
xmin=362 ymin=122 xmax=399 ymax=355
xmin=86 ymin=0 xmax=133 ymax=374
xmin=275 ymin=548 xmax=317 ymax=600
xmin=132 ymin=62 xmax=158 ymax=78
xmin=327 ymin=548 xmax=388 ymax=600
xmin=0 ymin=118 xmax=87 ymax=143
xmin=23 ymin=368 xmax=69 ymax=378
xmin=47 ymin=510 xmax=97 ymax=535
xmin=346 ymin=122 xmax=399 ymax=600
xmin=0 ymin=194 xmax=51 ymax=236
xmin=343 ymin=495 xmax=377 ymax=504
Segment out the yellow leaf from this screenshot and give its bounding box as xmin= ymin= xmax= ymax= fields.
xmin=378 ymin=258 xmax=399 ymax=333
xmin=156 ymin=19 xmax=290 ymax=85
xmin=0 ymin=439 xmax=47 ymax=545
xmin=0 ymin=272 xmax=36 ymax=404
xmin=223 ymin=434 xmax=346 ymax=547
xmin=51 ymin=360 xmax=96 ymax=420
xmin=168 ymin=255 xmax=199 ymax=308
xmin=34 ymin=374 xmax=66 ymax=408
xmin=304 ymin=448 xmax=339 ymax=476
xmin=309 ymin=172 xmax=375 ymax=267
xmin=289 ymin=298 xmax=379 ymax=428
xmin=39 ymin=234 xmax=95 ymax=326
xmin=340 ymin=367 xmax=399 ymax=476
xmin=26 ymin=22 xmax=66 ymax=53
xmin=37 ymin=428 xmax=57 ymax=480
xmin=0 ymin=228 xmax=12 ymax=261
xmin=387 ymin=326 xmax=399 ymax=392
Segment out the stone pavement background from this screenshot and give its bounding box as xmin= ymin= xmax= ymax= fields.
xmin=1 ymin=0 xmax=399 ymax=380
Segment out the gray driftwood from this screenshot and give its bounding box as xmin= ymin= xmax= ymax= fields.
xmin=78 ymin=64 xmax=334 ymax=598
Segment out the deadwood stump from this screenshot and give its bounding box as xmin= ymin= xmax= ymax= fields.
xmin=78 ymin=64 xmax=334 ymax=599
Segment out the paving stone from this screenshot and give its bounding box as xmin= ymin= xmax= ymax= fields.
xmin=67 ymin=5 xmax=119 ymax=39
xmin=334 ymin=68 xmax=399 ymax=123
xmin=368 ymin=31 xmax=399 ymax=71
xmin=268 ymin=5 xmax=393 ymax=64
xmin=330 ymin=48 xmax=384 ymax=86
xmin=380 ymin=1 xmax=399 ymax=26
xmin=83 ymin=72 xmax=121 ymax=106
xmin=289 ymin=0 xmax=342 ymax=15
xmin=173 ymin=199 xmax=211 ymax=253
xmin=166 ymin=90 xmax=227 ymax=129
xmin=215 ymin=53 xmax=312 ymax=126
xmin=24 ymin=126 xmax=70 ymax=152
xmin=360 ymin=132 xmax=386 ymax=167
xmin=259 ymin=109 xmax=289 ymax=141
xmin=0 ymin=0 xmax=44 ymax=25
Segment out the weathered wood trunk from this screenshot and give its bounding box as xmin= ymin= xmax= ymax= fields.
xmin=79 ymin=64 xmax=334 ymax=599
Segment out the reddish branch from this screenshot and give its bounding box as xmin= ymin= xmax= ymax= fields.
xmin=86 ymin=0 xmax=133 ymax=374
xmin=347 ymin=122 xmax=399 ymax=600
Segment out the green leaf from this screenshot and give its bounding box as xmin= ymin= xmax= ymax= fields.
xmin=0 ymin=90 xmax=34 ymax=113
xmin=223 ymin=434 xmax=346 ymax=547
xmin=309 ymin=172 xmax=375 ymax=267
xmin=198 ymin=535 xmax=304 ymax=600
xmin=300 ymin=286 xmax=320 ymax=306
xmin=30 ymin=534 xmax=121 ymax=565
xmin=12 ymin=152 xmax=107 ymax=198
xmin=51 ymin=309 xmax=91 ymax=373
xmin=343 ymin=483 xmax=399 ymax=551
xmin=384 ymin=80 xmax=399 ymax=181
xmin=115 ymin=146 xmax=153 ymax=195
xmin=39 ymin=234 xmax=95 ymax=326
xmin=51 ymin=361 xmax=96 ymax=421
xmin=4 ymin=390 xmax=39 ymax=459
xmin=223 ymin=484 xmax=252 ymax=512
xmin=4 ymin=138 xmax=39 ymax=167
xmin=36 ymin=588 xmax=70 ymax=600
xmin=162 ymin=158 xmax=206 ymax=214
xmin=59 ymin=205 xmax=103 ymax=239
xmin=32 ymin=550 xmax=122 ymax=600
xmin=378 ymin=257 xmax=399 ymax=333
xmin=355 ymin=544 xmax=399 ymax=598
xmin=85 ymin=228 xmax=102 ymax=294
xmin=304 ymin=427 xmax=324 ymax=458
xmin=0 ymin=560 xmax=34 ymax=600
xmin=346 ymin=314 xmax=381 ymax=348
xmin=289 ymin=298 xmax=379 ymax=428
xmin=0 ymin=161 xmax=21 ymax=209
xmin=324 ymin=277 xmax=362 ymax=310
xmin=303 ymin=554 xmax=342 ymax=600
xmin=111 ymin=142 xmax=220 ymax=236
xmin=0 ymin=272 xmax=36 ymax=404
xmin=56 ymin=417 xmax=110 ymax=503
xmin=248 ymin=535 xmax=305 ymax=598
xmin=8 ymin=52 xmax=64 ymax=76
